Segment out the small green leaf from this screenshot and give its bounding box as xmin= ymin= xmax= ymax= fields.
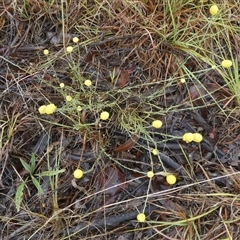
xmin=30 ymin=153 xmax=36 ymax=173
xmin=35 ymin=169 xmax=65 ymax=177
xmin=20 ymin=158 xmax=31 ymax=174
xmin=31 ymin=175 xmax=44 ymax=194
xmin=15 ymin=180 xmax=26 ymax=212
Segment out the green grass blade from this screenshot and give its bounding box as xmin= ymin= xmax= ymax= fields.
xmin=20 ymin=158 xmax=31 ymax=174
xmin=31 ymin=175 xmax=44 ymax=194
xmin=30 ymin=153 xmax=36 ymax=173
xmin=15 ymin=180 xmax=26 ymax=212
xmin=35 ymin=169 xmax=65 ymax=177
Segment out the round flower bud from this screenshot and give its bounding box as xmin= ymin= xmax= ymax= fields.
xmin=74 ymin=169 xmax=84 ymax=179
xmin=147 ymin=171 xmax=154 ymax=178
xmin=38 ymin=105 xmax=47 ymax=114
xmin=209 ymin=5 xmax=219 ymax=15
xmin=77 ymin=106 xmax=82 ymax=111
xmin=73 ymin=37 xmax=79 ymax=43
xmin=180 ymin=78 xmax=186 ymax=83
xmin=166 ymin=174 xmax=176 ymax=185
xmin=43 ymin=49 xmax=49 ymax=55
xmin=137 ymin=213 xmax=146 ymax=222
xmin=193 ymin=133 xmax=203 ymax=143
xmin=84 ymin=79 xmax=92 ymax=86
xmin=152 ymin=120 xmax=163 ymax=129
xmin=66 ymin=46 xmax=73 ymax=53
xmin=45 ymin=103 xmax=57 ymax=114
xmin=221 ymin=60 xmax=232 ymax=68
xmin=100 ymin=111 xmax=110 ymax=120
xmin=182 ymin=133 xmax=194 ymax=143
xmin=66 ymin=95 xmax=72 ymax=102
xmin=60 ymin=83 xmax=65 ymax=88
xmin=152 ymin=149 xmax=159 ymax=155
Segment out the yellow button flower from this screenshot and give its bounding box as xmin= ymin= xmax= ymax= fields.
xmin=38 ymin=105 xmax=47 ymax=114
xmin=66 ymin=95 xmax=72 ymax=102
xmin=147 ymin=171 xmax=154 ymax=178
xmin=45 ymin=103 xmax=57 ymax=114
xmin=100 ymin=111 xmax=110 ymax=120
xmin=77 ymin=106 xmax=82 ymax=111
xmin=60 ymin=83 xmax=65 ymax=88
xmin=66 ymin=46 xmax=73 ymax=53
xmin=221 ymin=60 xmax=233 ymax=68
xmin=193 ymin=133 xmax=203 ymax=143
xmin=84 ymin=79 xmax=92 ymax=86
xmin=74 ymin=169 xmax=84 ymax=179
xmin=152 ymin=120 xmax=163 ymax=129
xmin=151 ymin=149 xmax=159 ymax=155
xmin=209 ymin=5 xmax=219 ymax=15
xmin=180 ymin=78 xmax=186 ymax=83
xmin=166 ymin=174 xmax=176 ymax=185
xmin=182 ymin=133 xmax=194 ymax=143
xmin=38 ymin=103 xmax=57 ymax=115
xmin=73 ymin=37 xmax=79 ymax=43
xmin=137 ymin=213 xmax=146 ymax=222
xmin=43 ymin=49 xmax=49 ymax=55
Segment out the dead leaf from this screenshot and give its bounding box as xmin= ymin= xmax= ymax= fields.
xmin=115 ymin=67 xmax=134 ymax=87
xmin=113 ymin=134 xmax=139 ymax=152
xmin=189 ymin=83 xmax=231 ymax=102
xmin=102 ymin=165 xmax=126 ymax=196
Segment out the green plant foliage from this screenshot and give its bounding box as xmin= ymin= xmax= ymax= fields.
xmin=15 ymin=154 xmax=65 ymax=212
xmin=15 ymin=181 xmax=26 ymax=212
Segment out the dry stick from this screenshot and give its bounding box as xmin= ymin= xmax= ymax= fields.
xmin=8 ymin=222 xmax=33 ymax=240
xmin=66 ymin=205 xmax=158 ymax=235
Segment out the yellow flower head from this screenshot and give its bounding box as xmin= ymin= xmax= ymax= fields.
xmin=182 ymin=132 xmax=194 ymax=143
xmin=151 ymin=149 xmax=159 ymax=155
xmin=73 ymin=37 xmax=79 ymax=43
xmin=166 ymin=174 xmax=176 ymax=185
xmin=100 ymin=111 xmax=110 ymax=120
xmin=209 ymin=5 xmax=219 ymax=16
xmin=74 ymin=169 xmax=84 ymax=179
xmin=152 ymin=120 xmax=163 ymax=129
xmin=221 ymin=60 xmax=232 ymax=68
xmin=45 ymin=103 xmax=57 ymax=114
xmin=38 ymin=105 xmax=47 ymax=114
xmin=66 ymin=46 xmax=73 ymax=53
xmin=66 ymin=95 xmax=72 ymax=102
xmin=38 ymin=103 xmax=57 ymax=115
xmin=43 ymin=49 xmax=49 ymax=55
xmin=137 ymin=213 xmax=146 ymax=223
xmin=147 ymin=171 xmax=154 ymax=178
xmin=77 ymin=106 xmax=82 ymax=111
xmin=60 ymin=83 xmax=65 ymax=88
xmin=84 ymin=79 xmax=92 ymax=86
xmin=180 ymin=78 xmax=186 ymax=83
xmin=193 ymin=133 xmax=203 ymax=143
